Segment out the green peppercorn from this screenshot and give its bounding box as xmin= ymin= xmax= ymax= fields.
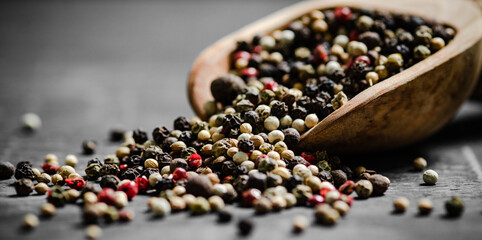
xmin=413 ymin=45 xmax=431 ymax=60
xmin=189 ymin=197 xmax=211 ymax=215
xmin=445 ymin=196 xmax=464 ymax=217
xmin=385 ymin=53 xmax=404 ymax=72
xmin=85 ymin=163 xmax=101 ymax=180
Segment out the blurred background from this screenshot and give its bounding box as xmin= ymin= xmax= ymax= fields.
xmin=0 ymin=1 xmax=481 ymax=239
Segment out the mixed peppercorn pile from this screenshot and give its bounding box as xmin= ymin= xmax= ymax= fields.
xmin=0 ymin=6 xmax=464 ymax=238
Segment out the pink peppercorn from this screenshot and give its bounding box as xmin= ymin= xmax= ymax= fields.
xmin=349 ymin=29 xmax=359 ymax=41
xmin=172 ymin=168 xmax=188 ymax=180
xmin=187 ymin=154 xmax=202 ymax=169
xmin=308 ymin=195 xmax=325 ymax=207
xmin=120 ymin=164 xmax=128 ymax=171
xmin=334 ymin=7 xmax=352 ymax=23
xmin=64 ymin=177 xmax=87 ymax=190
xmin=338 ymin=180 xmax=356 ymax=194
xmin=242 ymin=188 xmax=262 ymax=207
xmin=135 ymin=176 xmax=150 ymax=193
xmin=263 ymin=81 xmax=279 ymax=92
xmin=240 ymin=67 xmax=258 ymax=78
xmin=41 ymin=163 xmax=60 ymax=175
xmin=233 ymin=51 xmax=251 ymax=61
xmin=118 ymin=181 xmax=138 ymax=200
xmin=301 ymin=152 xmax=316 ymax=165
xmin=98 ymin=188 xmax=116 ymax=205
xmin=312 ymin=45 xmax=329 ymax=66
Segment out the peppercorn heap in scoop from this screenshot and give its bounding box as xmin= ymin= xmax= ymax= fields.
xmin=205 ymin=7 xmax=454 ymax=137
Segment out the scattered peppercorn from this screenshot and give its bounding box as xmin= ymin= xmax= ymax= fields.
xmin=445 ymin=196 xmax=464 ymax=217
xmin=393 ymin=197 xmax=410 ymax=213
xmin=293 ymin=215 xmax=309 ymax=233
xmin=82 ymin=140 xmax=97 ymax=155
xmin=423 ymin=169 xmax=438 ymax=185
xmin=355 ymin=180 xmax=373 ymax=199
xmin=413 ymin=157 xmax=427 ymax=171
xmin=15 ymin=178 xmax=34 ymax=196
xmin=418 ymin=198 xmax=433 ymax=215
xmin=238 ymin=219 xmax=254 ymax=236
xmin=23 ymin=214 xmax=39 ymax=229
xmin=0 ymin=161 xmax=15 ymax=180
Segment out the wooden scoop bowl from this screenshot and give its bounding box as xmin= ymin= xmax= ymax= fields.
xmin=188 ymin=0 xmax=482 ymax=153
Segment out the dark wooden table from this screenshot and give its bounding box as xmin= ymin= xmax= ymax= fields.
xmin=1 ymin=1 xmax=481 ymax=239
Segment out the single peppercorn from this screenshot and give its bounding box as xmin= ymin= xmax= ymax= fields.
xmin=315 ymin=203 xmax=340 ymax=225
xmin=238 ymin=219 xmax=254 ymax=236
xmin=0 ymin=161 xmax=15 ymax=180
xmin=82 ymin=140 xmax=97 ymax=155
xmin=217 ymin=209 xmax=232 ymax=223
xmin=355 ymin=179 xmax=373 ymax=199
xmin=23 ymin=214 xmax=39 ymax=229
xmin=368 ymin=174 xmax=390 ymax=196
xmin=445 ymin=196 xmax=464 ymax=217
xmin=15 ymin=178 xmax=34 ymax=196
xmin=422 ymin=169 xmax=438 ymax=185
xmin=413 ymin=157 xmax=427 ymax=171
xmin=418 ymin=198 xmax=433 ymax=215
xmin=393 ymin=197 xmax=410 ymax=213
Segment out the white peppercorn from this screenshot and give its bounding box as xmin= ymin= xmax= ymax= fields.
xmin=418 ymin=198 xmax=433 ymax=215
xmin=151 ymin=198 xmax=171 ymax=217
xmin=35 ymin=182 xmax=49 ymax=195
xmin=65 ymin=154 xmax=78 ymax=167
xmin=86 ymin=225 xmax=102 ymax=239
xmin=40 ymin=203 xmax=56 ymax=217
xmin=393 ymin=197 xmax=410 ymax=213
xmin=423 ymin=169 xmax=438 ymax=185
xmin=413 ymin=157 xmax=427 ymax=171
xmin=305 ymin=114 xmax=319 ymax=128
xmin=333 ymin=200 xmax=350 ymax=216
xmin=23 ymin=214 xmax=39 ymax=229
xmin=347 ymin=41 xmax=368 ymax=56
xmin=144 ymin=158 xmax=159 ymax=169
xmin=293 ymin=215 xmax=308 ymax=233
xmin=198 ymin=130 xmax=211 ymax=141
xmin=240 ymin=123 xmax=252 ymax=134
xmin=325 ymin=61 xmax=342 ymax=75
xmin=44 ymin=153 xmax=59 ymax=164
xmin=264 ymin=116 xmax=280 ymax=131
xmin=279 ymin=115 xmax=293 ymax=129
xmin=208 ymin=195 xmax=225 ymax=211
xmin=268 ymin=130 xmax=284 ymax=144
xmin=292 ymin=119 xmax=306 ymax=133
xmin=21 ymin=113 xmax=42 ymax=131
xmin=355 ymin=180 xmax=373 ymax=198
xmin=334 ymin=35 xmax=349 ymax=48
xmin=233 ymin=151 xmax=249 ymax=164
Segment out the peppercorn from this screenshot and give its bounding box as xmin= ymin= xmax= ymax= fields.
xmin=34 ymin=182 xmax=49 ymax=195
xmin=413 ymin=157 xmax=427 ymax=171
xmin=21 ymin=112 xmax=42 ymax=131
xmin=368 ymin=174 xmax=390 ymax=196
xmin=355 ymin=180 xmax=373 ymax=199
xmin=282 ymin=128 xmax=300 ymax=147
xmin=292 ymin=215 xmax=309 ymax=233
xmin=393 ymin=197 xmax=410 ymax=213
xmin=23 ymin=214 xmax=39 ymax=229
xmin=119 ymin=208 xmax=135 ymax=222
xmin=15 ymin=162 xmax=36 ymax=180
xmin=332 ymin=170 xmax=348 ymax=188
xmin=15 ymin=178 xmax=34 ymax=196
xmin=40 ymin=203 xmax=56 ymax=217
xmin=418 ymin=198 xmax=433 ymax=215
xmin=82 ymin=140 xmax=97 ymax=155
xmin=85 ymin=163 xmax=101 ymax=180
xmin=445 ymin=196 xmax=464 ymax=217
xmin=86 ymin=225 xmax=102 ymax=239
xmin=0 ymin=161 xmax=15 ymax=180
xmin=186 ymin=175 xmax=213 ymax=198
xmin=423 ymin=169 xmax=438 ymax=185
xmin=238 ymin=219 xmax=254 ymax=236
xmin=217 ymin=209 xmax=232 ymax=223
xmin=315 ymin=203 xmax=340 ymax=225
xmin=48 ymin=185 xmax=71 ymax=207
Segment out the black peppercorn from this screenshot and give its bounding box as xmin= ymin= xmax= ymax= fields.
xmin=15 ymin=178 xmax=34 ymax=196
xmin=266 ymin=173 xmax=283 ymax=187
xmin=238 ymin=139 xmax=255 ymax=153
xmin=126 ymin=155 xmax=143 ymax=167
xmin=287 ymin=156 xmax=308 ymax=170
xmin=152 ymin=126 xmax=170 ymax=144
xmin=233 ymin=174 xmax=250 ymax=193
xmin=238 ymin=219 xmax=254 ymax=236
xmin=359 ymin=31 xmax=382 ymax=49
xmin=99 ymin=164 xmax=120 ymax=177
xmin=332 ymin=170 xmax=348 ymax=188
xmin=283 ymin=128 xmax=301 ymax=147
xmin=0 ymin=161 xmax=15 ymax=180
xmin=157 ymin=152 xmax=172 ymax=168
xmin=318 ymin=170 xmax=333 ymax=183
xmin=243 ymin=111 xmax=260 ymax=126
xmin=141 ymin=168 xmax=159 ymax=178
xmin=211 ymin=74 xmax=247 ymax=105
xmin=109 ymin=129 xmax=125 ymax=142
xmin=82 ymin=140 xmax=96 ymax=155
xmin=155 ymin=178 xmax=175 ymax=192
xmin=100 ymin=175 xmax=120 ymax=190
xmin=174 ymin=116 xmax=192 ymax=131
xmin=119 ymin=168 xmax=140 ymax=180
xmin=217 ymin=209 xmax=233 ymax=223
xmin=290 ymin=106 xmax=308 ymax=120
xmin=142 ymin=145 xmax=162 ymax=160
xmin=14 ymin=163 xmax=36 ymax=180
xmin=222 ymin=160 xmax=238 ymax=176
xmin=285 ymin=175 xmax=303 ymax=192
xmin=129 ymin=144 xmax=144 ymax=156
xmin=271 ymin=101 xmax=289 ymax=118
xmin=170 ymin=158 xmax=188 ymax=171
xmin=132 ymin=129 xmax=148 ymax=144
xmin=162 ymin=137 xmax=178 ymax=152
xmin=222 ymin=114 xmax=242 ymax=132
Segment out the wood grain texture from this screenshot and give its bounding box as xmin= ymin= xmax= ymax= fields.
xmin=0 ymin=1 xmax=482 ymax=240
xmin=187 ymin=0 xmax=482 ymax=153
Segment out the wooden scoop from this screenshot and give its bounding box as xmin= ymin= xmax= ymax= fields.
xmin=188 ymin=0 xmax=482 ymax=153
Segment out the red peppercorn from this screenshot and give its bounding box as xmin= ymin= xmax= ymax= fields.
xmin=252 ymin=45 xmax=262 ymax=54
xmin=308 ymin=194 xmax=325 ymax=207
xmin=346 ymin=55 xmax=371 ymax=70
xmin=120 ymin=164 xmax=128 ymax=171
xmin=172 ymin=167 xmax=188 ymax=180
xmin=349 ymin=29 xmax=359 ymax=41
xmin=242 ymin=188 xmax=262 ymax=207
xmin=233 ymin=51 xmax=251 ymax=61
xmin=320 ymin=186 xmax=335 ymax=197
xmin=240 ymin=67 xmax=258 ymax=78
xmin=65 ymin=177 xmax=87 ymax=190
xmin=97 ymin=188 xmax=116 ymax=205
xmin=301 ymin=152 xmax=316 ymax=165
xmin=334 ymin=7 xmax=351 ymax=23
xmin=118 ymin=181 xmax=138 ymax=200
xmin=135 ymin=176 xmax=150 ymax=193
xmin=338 ymin=180 xmax=356 ymax=194
xmin=312 ymin=45 xmax=329 ymax=66
xmin=263 ymin=80 xmax=279 ymax=92
xmin=41 ymin=163 xmax=60 ymax=175
xmin=187 ymin=154 xmax=202 ymax=169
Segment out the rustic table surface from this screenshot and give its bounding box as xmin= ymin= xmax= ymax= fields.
xmin=0 ymin=1 xmax=481 ymax=239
